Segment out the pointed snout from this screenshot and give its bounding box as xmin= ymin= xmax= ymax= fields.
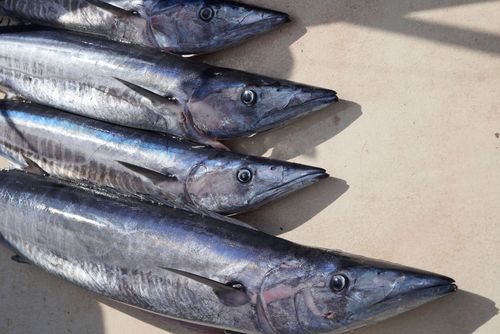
xmin=340 ymin=262 xmax=456 ymax=333
xmin=347 ymin=258 xmax=457 ymax=323
xmin=257 ymin=8 xmax=291 ymax=27
xmin=239 ymin=5 xmax=290 ymax=30
xmin=390 ymin=268 xmax=456 ymax=300
xmin=255 ymin=84 xmax=338 ymax=133
xmin=282 ymin=164 xmax=329 ymax=186
xmin=251 ymin=162 xmax=328 ymax=206
xmin=223 ymin=4 xmax=290 ymax=44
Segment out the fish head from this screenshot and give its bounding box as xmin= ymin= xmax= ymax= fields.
xmin=256 ymin=251 xmax=456 ymax=333
xmin=185 ymin=152 xmax=327 ymax=214
xmin=187 ymin=69 xmax=338 ymax=139
xmin=148 ymin=0 xmax=290 ymax=54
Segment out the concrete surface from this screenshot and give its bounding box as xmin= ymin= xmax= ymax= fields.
xmin=0 ymin=0 xmax=499 ymax=333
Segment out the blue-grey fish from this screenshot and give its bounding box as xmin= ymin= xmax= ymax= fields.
xmin=0 ymin=0 xmax=290 ymax=55
xmin=0 ymin=30 xmax=337 ymax=149
xmin=0 ymin=170 xmax=457 ymax=334
xmin=0 ymin=101 xmax=327 ymax=215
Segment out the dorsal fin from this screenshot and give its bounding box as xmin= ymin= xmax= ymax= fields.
xmin=159 ymin=267 xmax=250 ymax=307
xmin=85 ymin=0 xmax=141 ymax=17
xmin=116 ymin=160 xmax=177 ymax=185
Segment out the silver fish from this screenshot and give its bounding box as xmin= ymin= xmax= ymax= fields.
xmin=0 ymin=30 xmax=337 ymax=148
xmin=0 ymin=170 xmax=457 ymax=334
xmin=0 ymin=101 xmax=327 ymax=215
xmin=0 ymin=0 xmax=290 ymax=55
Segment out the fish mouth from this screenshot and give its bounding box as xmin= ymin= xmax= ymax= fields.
xmin=250 ymin=168 xmax=329 ymax=208
xmin=255 ymin=90 xmax=339 ymax=133
xmin=221 ymin=11 xmax=290 ymax=43
xmin=350 ymin=278 xmax=457 ymax=329
xmin=381 ymin=280 xmax=457 ymax=307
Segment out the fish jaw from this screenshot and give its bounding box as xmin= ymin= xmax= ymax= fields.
xmin=334 ymin=273 xmax=456 ymax=333
xmin=252 ymin=87 xmax=339 ymax=134
xmin=247 ymin=165 xmax=329 ymax=212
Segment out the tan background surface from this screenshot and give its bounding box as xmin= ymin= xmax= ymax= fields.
xmin=0 ymin=1 xmax=499 ymax=333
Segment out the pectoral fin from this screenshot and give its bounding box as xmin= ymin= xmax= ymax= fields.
xmin=116 ymin=160 xmax=177 ymax=185
xmin=86 ymin=0 xmax=140 ymax=17
xmin=193 ymin=208 xmax=257 ymax=230
xmin=159 ymin=267 xmax=250 ymax=307
xmin=0 ymin=146 xmax=48 ymax=176
xmin=22 ymin=155 xmax=48 ymax=176
xmin=11 ymin=254 xmax=29 ymax=264
xmin=114 ymin=77 xmax=179 ymax=107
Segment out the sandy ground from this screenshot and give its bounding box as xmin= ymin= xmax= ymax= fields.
xmin=0 ymin=1 xmax=499 ymax=333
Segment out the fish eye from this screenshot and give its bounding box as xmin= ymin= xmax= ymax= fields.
xmin=237 ymin=168 xmax=253 ymax=184
xmin=330 ymin=274 xmax=348 ymax=292
xmin=241 ymin=90 xmax=257 ymax=106
xmin=199 ymin=7 xmax=214 ymax=21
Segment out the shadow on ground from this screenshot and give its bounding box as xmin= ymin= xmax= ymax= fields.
xmin=237 ymin=177 xmax=349 ymax=235
xmin=226 ymin=100 xmax=362 ymax=160
xmin=203 ymin=0 xmax=500 ymax=77
xmin=357 ymin=290 xmax=498 ymax=334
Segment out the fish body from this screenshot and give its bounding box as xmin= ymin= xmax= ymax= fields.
xmin=0 ymin=101 xmax=327 ymax=215
xmin=0 ymin=0 xmax=290 ymax=55
xmin=0 ymin=30 xmax=337 ymax=148
xmin=0 ymin=170 xmax=457 ymax=334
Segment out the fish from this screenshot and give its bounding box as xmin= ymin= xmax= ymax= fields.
xmin=0 ymin=0 xmax=290 ymax=55
xmin=0 ymin=30 xmax=338 ymax=149
xmin=0 ymin=0 xmax=288 ymax=55
xmin=0 ymin=170 xmax=457 ymax=334
xmin=0 ymin=101 xmax=328 ymax=215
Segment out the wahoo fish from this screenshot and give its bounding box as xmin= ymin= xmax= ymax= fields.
xmin=0 ymin=170 xmax=457 ymax=334
xmin=0 ymin=0 xmax=290 ymax=55
xmin=0 ymin=101 xmax=327 ymax=215
xmin=0 ymin=30 xmax=337 ymax=148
